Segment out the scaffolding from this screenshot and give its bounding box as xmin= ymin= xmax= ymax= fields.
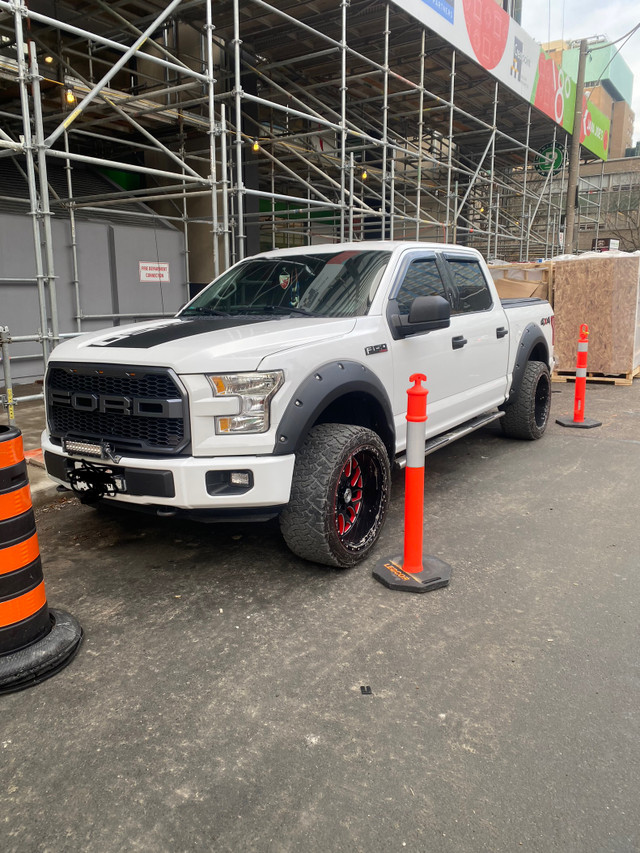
xmin=0 ymin=0 xmax=602 ymax=419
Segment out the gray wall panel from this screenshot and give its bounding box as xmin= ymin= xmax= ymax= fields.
xmin=0 ymin=212 xmax=41 ymax=384
xmin=1 ymin=214 xmax=186 ymax=386
xmin=112 ymin=224 xmax=187 ymax=316
xmin=75 ymin=221 xmax=116 ymax=317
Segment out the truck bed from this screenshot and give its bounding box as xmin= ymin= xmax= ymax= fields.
xmin=501 ymin=297 xmax=545 ymax=307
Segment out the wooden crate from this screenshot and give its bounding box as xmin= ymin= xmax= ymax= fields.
xmin=552 ymin=255 xmax=640 ymax=377
xmin=488 ymin=262 xmax=554 ymax=303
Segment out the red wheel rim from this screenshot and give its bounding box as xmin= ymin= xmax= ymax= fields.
xmin=335 ymin=454 xmax=363 ymax=536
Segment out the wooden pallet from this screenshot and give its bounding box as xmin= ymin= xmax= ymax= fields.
xmin=552 ymin=366 xmax=640 ymax=386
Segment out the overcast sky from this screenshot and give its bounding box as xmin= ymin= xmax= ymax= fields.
xmin=520 ymin=0 xmax=640 ymax=146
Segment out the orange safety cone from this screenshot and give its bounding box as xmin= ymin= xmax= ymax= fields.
xmin=0 ymin=425 xmax=82 ymax=694
xmin=373 ymin=374 xmax=452 ymax=593
xmin=556 ymin=323 xmax=602 ymax=429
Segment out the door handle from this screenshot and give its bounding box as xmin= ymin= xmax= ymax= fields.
xmin=496 ymin=326 xmax=508 ymax=339
xmin=451 ymin=335 xmax=467 ymax=350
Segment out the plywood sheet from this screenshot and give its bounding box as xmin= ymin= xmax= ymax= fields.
xmin=553 ymin=255 xmax=640 ymax=375
xmin=494 ymin=278 xmax=548 ymax=300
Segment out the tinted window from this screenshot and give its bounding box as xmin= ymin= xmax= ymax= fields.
xmin=395 ymin=258 xmax=447 ymax=315
xmin=446 ymin=260 xmax=493 ymax=313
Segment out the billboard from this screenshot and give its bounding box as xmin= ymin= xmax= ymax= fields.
xmin=579 ymin=95 xmax=609 ymax=160
xmin=393 ymin=0 xmax=608 ymax=160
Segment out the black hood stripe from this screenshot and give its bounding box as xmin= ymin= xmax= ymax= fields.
xmin=93 ymin=317 xmax=269 ymax=349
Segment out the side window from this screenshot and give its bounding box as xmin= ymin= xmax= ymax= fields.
xmin=395 ymin=258 xmax=447 ymax=315
xmin=446 ymin=260 xmax=493 ymax=314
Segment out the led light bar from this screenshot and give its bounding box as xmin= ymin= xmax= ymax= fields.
xmin=62 ymin=439 xmax=103 ymax=457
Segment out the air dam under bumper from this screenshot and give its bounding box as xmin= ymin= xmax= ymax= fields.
xmin=41 ymin=433 xmax=295 ymax=511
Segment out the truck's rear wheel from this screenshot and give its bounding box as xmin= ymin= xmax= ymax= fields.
xmin=501 ymin=360 xmax=551 ymax=440
xmin=280 ymin=424 xmax=390 ymax=568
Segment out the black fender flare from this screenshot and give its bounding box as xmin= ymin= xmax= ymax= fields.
xmin=273 ymin=360 xmax=395 ymax=457
xmin=504 ymin=322 xmax=550 ymax=406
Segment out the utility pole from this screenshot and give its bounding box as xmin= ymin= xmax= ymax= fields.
xmin=564 ymin=39 xmax=588 ymax=255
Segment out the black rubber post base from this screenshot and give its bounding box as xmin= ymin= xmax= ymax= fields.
xmin=0 ymin=609 xmax=83 ymax=695
xmin=373 ymin=555 xmax=452 ymax=594
xmin=556 ymin=416 xmax=602 ymax=429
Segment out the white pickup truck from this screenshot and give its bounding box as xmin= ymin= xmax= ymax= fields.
xmin=42 ymin=241 xmax=554 ymax=567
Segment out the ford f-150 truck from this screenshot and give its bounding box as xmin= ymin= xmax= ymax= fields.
xmin=42 ymin=241 xmax=554 ymax=567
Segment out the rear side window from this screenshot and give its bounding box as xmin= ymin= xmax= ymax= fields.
xmin=395 ymin=258 xmax=448 ymax=314
xmin=446 ymin=260 xmax=493 ymax=314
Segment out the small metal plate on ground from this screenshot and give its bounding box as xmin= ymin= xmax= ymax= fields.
xmin=373 ymin=555 xmax=452 ymax=593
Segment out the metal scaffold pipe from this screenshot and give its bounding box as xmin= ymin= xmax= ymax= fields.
xmin=63 ymin=131 xmax=82 ymax=333
xmin=339 ymin=0 xmax=348 ymax=241
xmin=564 ymin=39 xmax=588 ymax=255
xmin=0 ymin=0 xmax=209 ymax=83
xmin=12 ymin=10 xmax=50 ymax=363
xmin=43 ymin=0 xmax=185 ymax=148
xmin=233 ymin=0 xmax=245 ymax=259
xmin=380 ymin=3 xmax=390 ymax=240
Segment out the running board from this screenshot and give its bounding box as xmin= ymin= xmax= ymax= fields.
xmin=395 ymin=410 xmax=505 ymax=469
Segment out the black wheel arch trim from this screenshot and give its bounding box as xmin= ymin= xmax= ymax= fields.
xmin=503 ymin=323 xmax=550 ymax=405
xmin=274 ymin=360 xmax=395 ymax=457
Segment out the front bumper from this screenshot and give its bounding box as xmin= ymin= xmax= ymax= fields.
xmin=41 ymin=432 xmax=295 ymax=512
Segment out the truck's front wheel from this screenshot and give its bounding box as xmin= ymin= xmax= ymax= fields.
xmin=280 ymin=424 xmax=390 ymax=568
xmin=501 ymin=360 xmax=551 ymax=440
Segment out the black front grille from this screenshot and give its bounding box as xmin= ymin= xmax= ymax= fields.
xmin=46 ymin=364 xmax=189 ymax=455
xmin=48 ymin=369 xmax=179 ymax=399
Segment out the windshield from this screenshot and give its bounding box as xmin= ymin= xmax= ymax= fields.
xmin=180 ymin=250 xmax=391 ymax=319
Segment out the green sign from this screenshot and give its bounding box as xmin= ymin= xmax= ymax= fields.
xmin=580 ymin=97 xmax=610 ymax=161
xmin=535 ymin=143 xmax=566 ymax=176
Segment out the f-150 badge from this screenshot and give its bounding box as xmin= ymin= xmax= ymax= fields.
xmin=365 ymin=343 xmax=388 ymax=356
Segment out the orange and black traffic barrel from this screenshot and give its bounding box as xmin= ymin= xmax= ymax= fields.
xmin=0 ymin=424 xmax=82 ymax=693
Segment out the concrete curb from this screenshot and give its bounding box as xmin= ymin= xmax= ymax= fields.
xmin=25 ymin=448 xmax=45 ymax=468
xmin=26 ymin=453 xmax=61 ymax=510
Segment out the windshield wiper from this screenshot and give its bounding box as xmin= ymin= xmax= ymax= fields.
xmin=256 ymin=305 xmax=320 ymax=317
xmin=181 ymin=306 xmax=231 ymax=317
xmin=185 ymin=304 xmax=321 ymax=318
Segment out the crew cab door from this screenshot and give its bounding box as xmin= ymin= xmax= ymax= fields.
xmin=439 ymin=251 xmax=510 ymax=419
xmin=387 ymin=250 xmax=509 ymax=451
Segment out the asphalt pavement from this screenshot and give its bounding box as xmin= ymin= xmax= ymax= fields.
xmin=2 ymin=380 xmax=639 ymax=853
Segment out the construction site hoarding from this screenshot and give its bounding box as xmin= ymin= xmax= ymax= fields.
xmin=394 ymin=0 xmax=608 ymax=160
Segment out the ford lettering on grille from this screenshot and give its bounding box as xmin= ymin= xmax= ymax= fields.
xmin=49 ymin=390 xmax=182 ymax=419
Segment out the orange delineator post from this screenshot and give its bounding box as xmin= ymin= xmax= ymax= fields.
xmin=556 ymin=323 xmax=602 ymax=430
xmin=372 ymin=374 xmax=452 ymax=594
xmin=403 ymin=373 xmax=429 ymax=573
xmin=573 ymin=323 xmax=589 ymax=423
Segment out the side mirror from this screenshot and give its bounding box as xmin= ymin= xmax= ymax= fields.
xmin=392 ymin=294 xmax=451 ymax=338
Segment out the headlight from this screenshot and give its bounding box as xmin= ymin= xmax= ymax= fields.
xmin=207 ymin=371 xmax=284 ymax=434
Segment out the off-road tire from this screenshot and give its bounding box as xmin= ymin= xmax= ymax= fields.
xmin=279 ymin=424 xmax=390 ymax=568
xmin=501 ymin=360 xmax=551 ymax=440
